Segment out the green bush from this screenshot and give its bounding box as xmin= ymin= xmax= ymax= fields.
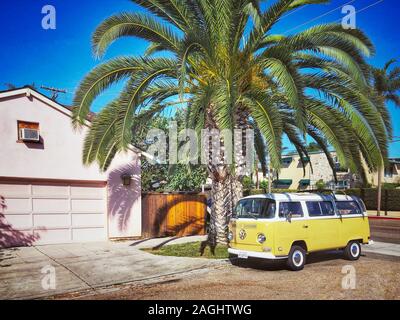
xmin=345 ymin=188 xmax=362 ymax=197
xmin=243 ymin=189 xmax=299 ymax=196
xmin=382 ymin=183 xmax=400 ymax=190
xmin=315 ymin=179 xmax=326 ymax=190
xmin=345 ymin=188 xmax=400 ymax=211
xmin=241 ymin=176 xmax=254 ymax=190
xmin=259 ymin=180 xmax=269 ymax=190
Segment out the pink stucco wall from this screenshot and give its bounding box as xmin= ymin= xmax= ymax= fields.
xmin=0 ymin=90 xmax=142 ymax=240
xmin=107 ymin=152 xmax=141 ymax=238
xmin=0 ymin=93 xmax=108 ymax=180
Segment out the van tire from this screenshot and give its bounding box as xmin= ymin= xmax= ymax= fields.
xmin=287 ymin=245 xmax=306 ymax=271
xmin=344 ymin=241 xmax=361 ymax=261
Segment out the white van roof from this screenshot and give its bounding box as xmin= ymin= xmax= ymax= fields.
xmin=242 ymin=193 xmax=356 ymax=202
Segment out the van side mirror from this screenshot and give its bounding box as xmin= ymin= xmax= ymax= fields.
xmin=286 ymin=213 xmax=292 ymax=223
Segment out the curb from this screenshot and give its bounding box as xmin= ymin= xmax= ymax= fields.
xmin=368 ymin=216 xmax=400 ymax=220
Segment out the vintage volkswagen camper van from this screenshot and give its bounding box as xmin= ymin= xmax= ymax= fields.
xmin=228 ymin=193 xmax=371 ymax=271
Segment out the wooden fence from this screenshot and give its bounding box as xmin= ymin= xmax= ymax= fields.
xmin=141 ymin=192 xmax=207 ymax=238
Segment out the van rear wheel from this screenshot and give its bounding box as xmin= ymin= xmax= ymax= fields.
xmin=344 ymin=241 xmax=361 ymax=260
xmin=287 ymin=245 xmax=306 ymax=271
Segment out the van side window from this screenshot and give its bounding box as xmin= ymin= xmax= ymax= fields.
xmin=306 ymin=201 xmax=335 ymax=217
xmin=306 ymin=202 xmax=321 ymax=216
xmin=279 ymin=202 xmax=303 ymax=218
xmin=320 ymin=201 xmax=335 ymax=216
xmin=336 ymin=201 xmax=362 ymax=215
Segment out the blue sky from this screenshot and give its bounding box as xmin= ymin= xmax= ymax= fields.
xmin=1 ymin=0 xmax=399 ymax=156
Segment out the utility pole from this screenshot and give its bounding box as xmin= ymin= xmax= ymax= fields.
xmin=40 ymin=85 xmax=66 ymax=101
xmin=267 ymin=154 xmax=272 ymax=194
xmin=255 ymin=157 xmax=259 ymax=189
xmin=377 ymin=168 xmax=382 ymax=216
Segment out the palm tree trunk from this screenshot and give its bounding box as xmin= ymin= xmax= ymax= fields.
xmin=205 ymin=106 xmax=248 ymax=245
xmin=208 ymin=173 xmax=243 ymax=245
xmin=210 ymin=105 xmax=248 ymax=245
xmin=208 ymin=175 xmax=230 ymax=245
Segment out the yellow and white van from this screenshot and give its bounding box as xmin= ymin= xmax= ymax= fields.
xmin=228 ymin=193 xmax=371 ymax=271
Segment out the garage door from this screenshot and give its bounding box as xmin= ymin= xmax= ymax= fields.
xmin=0 ymin=181 xmax=107 ymax=247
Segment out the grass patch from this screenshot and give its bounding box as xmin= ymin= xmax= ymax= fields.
xmin=142 ymin=241 xmax=229 ymax=259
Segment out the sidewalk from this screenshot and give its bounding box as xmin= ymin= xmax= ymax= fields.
xmin=363 ymin=241 xmax=400 ymax=257
xmin=367 ymin=210 xmax=400 ymax=219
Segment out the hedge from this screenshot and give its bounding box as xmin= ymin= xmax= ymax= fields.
xmin=356 ymin=188 xmax=400 ymax=212
xmin=243 ymin=189 xmax=299 ymax=196
xmin=243 ymin=188 xmax=400 ymax=211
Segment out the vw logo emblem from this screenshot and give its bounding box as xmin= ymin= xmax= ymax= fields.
xmin=239 ymin=229 xmax=247 ymax=240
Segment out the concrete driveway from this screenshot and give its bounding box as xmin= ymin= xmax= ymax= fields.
xmin=0 ymin=237 xmax=221 ymax=300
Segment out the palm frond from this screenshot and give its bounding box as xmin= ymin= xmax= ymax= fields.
xmin=92 ymin=13 xmax=181 ymax=58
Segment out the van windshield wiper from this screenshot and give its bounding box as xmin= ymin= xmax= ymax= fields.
xmin=248 ymin=212 xmax=259 ymax=220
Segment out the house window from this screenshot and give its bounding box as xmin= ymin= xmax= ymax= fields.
xmin=17 ymin=121 xmax=40 ymax=142
xmin=281 ymin=157 xmax=293 ymax=166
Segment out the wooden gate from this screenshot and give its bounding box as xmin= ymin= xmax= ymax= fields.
xmin=141 ymin=192 xmax=207 ymax=238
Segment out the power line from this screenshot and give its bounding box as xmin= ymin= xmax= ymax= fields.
xmin=40 ymin=85 xmax=66 ymax=101
xmin=284 ymin=0 xmax=384 ymax=35
xmin=284 ymin=0 xmax=356 ymax=34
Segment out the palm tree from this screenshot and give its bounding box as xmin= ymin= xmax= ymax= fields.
xmin=371 ymin=59 xmax=399 ymax=215
xmin=372 ymin=59 xmax=400 ymax=107
xmin=73 ymin=0 xmax=389 ymax=245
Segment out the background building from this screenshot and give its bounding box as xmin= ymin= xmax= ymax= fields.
xmin=255 ymin=151 xmax=400 ymax=190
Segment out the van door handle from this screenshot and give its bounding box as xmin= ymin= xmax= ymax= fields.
xmin=303 ymin=225 xmax=309 ymax=229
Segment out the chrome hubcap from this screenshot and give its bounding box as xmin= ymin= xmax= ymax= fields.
xmin=351 ymin=244 xmax=359 ymax=257
xmin=293 ymin=250 xmax=303 ymax=266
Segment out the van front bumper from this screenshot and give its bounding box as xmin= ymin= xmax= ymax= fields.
xmin=228 ymin=248 xmax=287 ymax=260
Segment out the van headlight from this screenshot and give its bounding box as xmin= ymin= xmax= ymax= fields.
xmin=228 ymin=231 xmax=233 ymax=241
xmin=257 ymin=233 xmax=266 ymax=244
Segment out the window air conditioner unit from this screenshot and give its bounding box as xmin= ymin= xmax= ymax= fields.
xmin=20 ymin=128 xmax=40 ymax=142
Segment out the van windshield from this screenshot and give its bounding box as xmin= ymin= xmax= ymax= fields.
xmin=233 ymin=199 xmax=276 ymax=219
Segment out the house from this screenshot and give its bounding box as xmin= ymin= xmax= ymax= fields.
xmin=384 ymin=158 xmax=400 ymax=184
xmin=0 ymin=87 xmax=142 ymax=248
xmin=269 ymin=151 xmax=394 ymax=190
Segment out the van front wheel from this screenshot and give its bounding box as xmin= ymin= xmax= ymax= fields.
xmin=287 ymin=246 xmax=306 ymax=271
xmin=344 ymin=241 xmax=361 ymax=260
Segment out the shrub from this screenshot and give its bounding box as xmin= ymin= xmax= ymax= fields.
xmin=243 ymin=189 xmax=298 ymax=196
xmin=241 ymin=176 xmax=254 ymax=190
xmin=259 ymin=180 xmax=269 ymax=190
xmin=315 ymin=179 xmax=326 ymax=190
xmin=382 ymin=183 xmax=400 ymax=190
